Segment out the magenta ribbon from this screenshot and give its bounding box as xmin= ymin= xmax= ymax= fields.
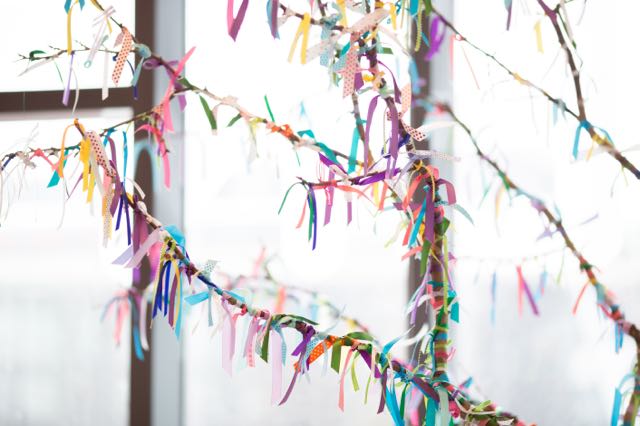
xmin=358 ymin=349 xmax=382 ymax=378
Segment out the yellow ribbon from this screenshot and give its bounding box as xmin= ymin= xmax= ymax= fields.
xmin=66 ymin=0 xmax=79 ymax=54
xmin=288 ymin=13 xmax=311 ymax=64
xmin=79 ymin=138 xmax=90 ymax=190
xmin=534 ymin=20 xmax=544 ymax=53
xmin=388 ymin=2 xmax=397 ymax=30
xmin=337 ymin=0 xmax=347 ymax=27
xmin=58 ymin=123 xmax=76 ymax=178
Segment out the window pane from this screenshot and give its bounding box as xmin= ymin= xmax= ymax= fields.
xmin=0 ymin=108 xmax=133 ymax=426
xmin=0 ymin=1 xmax=135 ymax=92
xmin=183 ymin=2 xmax=409 ymax=425
xmin=451 ymin=1 xmax=640 ymax=423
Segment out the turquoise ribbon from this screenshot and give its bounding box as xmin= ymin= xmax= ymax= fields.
xmin=573 ymin=120 xmax=614 ymax=159
xmin=64 ymin=0 xmax=85 ymax=12
xmin=185 ymin=291 xmax=209 ymax=305
xmin=409 ymin=199 xmax=427 ymax=247
xmin=165 ymin=225 xmax=186 ymax=248
xmin=122 ymin=131 xmax=128 ymax=179
xmin=573 ymin=120 xmax=591 ymax=159
xmin=348 ymin=125 xmax=360 ymax=173
xmin=131 ymin=44 xmax=151 ymax=87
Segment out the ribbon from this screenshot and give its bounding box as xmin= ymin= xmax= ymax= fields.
xmin=571 ymin=280 xmax=590 ymax=315
xmin=62 ymin=53 xmax=75 ymax=106
xmin=288 ymin=13 xmax=311 ymax=64
xmin=270 ymin=329 xmax=284 ymax=403
xmin=267 ymin=0 xmax=280 ymax=38
xmin=85 ymin=6 xmax=115 ymax=68
xmin=338 ymin=346 xmax=356 ymax=411
xmin=342 ymin=35 xmax=359 ymax=98
xmin=221 ymin=299 xmax=238 ymax=376
xmin=160 ymin=46 xmax=196 ymax=133
xmin=131 ymin=44 xmax=151 ymax=87
xmin=425 ymin=16 xmax=446 ymax=61
xmin=87 ymin=130 xmax=116 ymax=177
xmin=227 ymin=0 xmax=249 ymax=41
xmin=516 ymin=265 xmax=539 ymax=316
xmin=112 ymin=27 xmax=133 ymax=86
xmin=66 ymin=0 xmax=79 ymax=54
xmin=505 ymin=0 xmax=513 ymax=30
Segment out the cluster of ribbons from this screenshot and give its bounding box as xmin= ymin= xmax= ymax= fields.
xmin=1 ymin=113 xmax=525 ymax=425
xmin=14 ymin=0 xmax=614 ymax=424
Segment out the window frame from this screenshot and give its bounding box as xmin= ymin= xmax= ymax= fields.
xmin=0 ymin=2 xmax=157 ymax=426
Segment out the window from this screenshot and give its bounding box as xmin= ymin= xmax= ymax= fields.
xmin=0 ymin=0 xmax=135 ymax=92
xmin=449 ymin=1 xmax=640 ymax=423
xmin=0 ymin=109 xmax=132 ymax=426
xmin=0 ymin=1 xmax=153 ymax=425
xmin=182 ymin=2 xmax=409 ymax=424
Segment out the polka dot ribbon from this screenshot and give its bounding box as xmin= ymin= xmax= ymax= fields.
xmin=112 ymin=27 xmax=133 ymax=86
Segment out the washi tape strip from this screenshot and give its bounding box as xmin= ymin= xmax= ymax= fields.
xmin=112 ymin=27 xmax=133 ymax=85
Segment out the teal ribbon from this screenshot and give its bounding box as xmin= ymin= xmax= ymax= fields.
xmin=409 ymin=199 xmax=427 ymax=247
xmin=573 ymin=120 xmax=591 ymax=159
xmin=122 ymin=131 xmax=128 ymax=180
xmin=165 ymin=225 xmax=186 ymax=248
xmin=65 ymin=0 xmax=85 ymax=12
xmin=131 ymin=44 xmax=151 ymax=87
xmin=573 ymin=121 xmax=614 ymax=159
xmin=185 ymin=291 xmax=209 ymax=305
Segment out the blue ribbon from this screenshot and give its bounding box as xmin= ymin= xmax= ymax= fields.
xmin=573 ymin=120 xmax=591 ymax=159
xmin=185 ymin=291 xmax=210 ymax=305
xmin=165 ymin=225 xmax=186 ymax=248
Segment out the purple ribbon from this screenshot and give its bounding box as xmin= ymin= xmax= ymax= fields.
xmin=168 ymin=270 xmax=178 ymax=325
xmin=364 ymin=96 xmax=380 ymax=173
xmin=386 ymin=100 xmax=400 ymax=178
xmin=411 ymin=376 xmax=440 ymax=401
xmin=278 ymin=370 xmax=299 ymax=405
xmin=318 ymin=153 xmax=346 ymax=174
xmin=228 ymin=0 xmax=249 ymax=41
xmin=358 ymin=349 xmax=382 ymax=378
xmin=291 ymin=326 xmax=315 ymax=358
xmin=307 ymin=188 xmax=318 ymax=250
xmin=269 ymin=0 xmax=279 ymax=38
xmin=354 ymin=168 xmax=400 ymax=185
xmin=62 ymin=52 xmax=74 ymax=106
xmin=377 ymin=369 xmax=388 ymax=413
xmin=143 ymin=58 xmax=188 ymax=110
xmin=425 ymin=17 xmax=446 ymax=61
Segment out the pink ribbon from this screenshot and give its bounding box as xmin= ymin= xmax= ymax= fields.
xmin=221 ymin=299 xmax=238 ymax=376
xmin=112 ymin=27 xmax=133 ymax=86
xmin=161 ymin=47 xmax=196 ymax=133
xmin=270 ymin=330 xmax=283 ymax=404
